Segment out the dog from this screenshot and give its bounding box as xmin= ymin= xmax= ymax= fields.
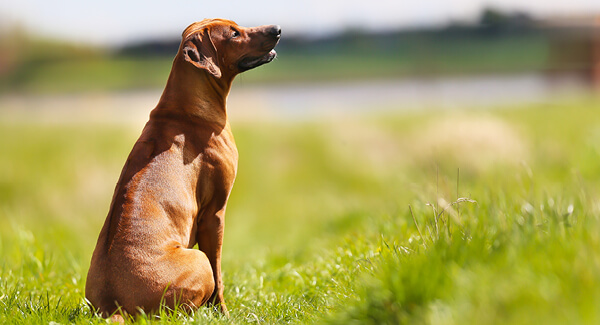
xmin=85 ymin=19 xmax=280 ymax=321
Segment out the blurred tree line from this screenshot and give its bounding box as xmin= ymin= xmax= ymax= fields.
xmin=0 ymin=7 xmax=596 ymax=94
xmin=118 ymin=7 xmax=540 ymax=58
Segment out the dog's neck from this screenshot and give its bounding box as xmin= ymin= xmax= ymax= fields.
xmin=153 ymin=57 xmax=234 ymax=127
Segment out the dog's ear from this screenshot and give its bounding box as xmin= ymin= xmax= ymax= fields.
xmin=182 ymin=29 xmax=222 ymax=78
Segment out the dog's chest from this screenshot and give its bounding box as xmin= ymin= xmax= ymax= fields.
xmin=184 ymin=130 xmax=238 ymax=204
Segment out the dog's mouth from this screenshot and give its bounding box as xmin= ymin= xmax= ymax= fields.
xmin=238 ymin=49 xmax=277 ymax=71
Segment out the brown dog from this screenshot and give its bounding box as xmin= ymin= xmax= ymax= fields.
xmin=85 ymin=19 xmax=280 ymax=320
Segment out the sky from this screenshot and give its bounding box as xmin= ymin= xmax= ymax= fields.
xmin=1 ymin=0 xmax=600 ymax=46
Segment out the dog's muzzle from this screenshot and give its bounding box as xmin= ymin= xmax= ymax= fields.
xmin=238 ymin=25 xmax=281 ymax=72
xmin=238 ymin=49 xmax=277 ymax=71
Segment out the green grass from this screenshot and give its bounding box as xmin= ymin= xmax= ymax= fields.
xmin=2 ymin=56 xmax=174 ymax=93
xmin=1 ymin=95 xmax=600 ymax=323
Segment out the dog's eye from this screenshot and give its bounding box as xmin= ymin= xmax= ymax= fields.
xmin=231 ymin=30 xmax=240 ymax=38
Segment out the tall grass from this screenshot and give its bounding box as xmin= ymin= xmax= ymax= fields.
xmin=1 ymin=95 xmax=599 ymax=323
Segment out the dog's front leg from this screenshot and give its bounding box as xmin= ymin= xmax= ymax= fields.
xmin=197 ymin=208 xmax=229 ymax=316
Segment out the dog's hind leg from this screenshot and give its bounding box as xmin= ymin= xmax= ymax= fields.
xmin=158 ymin=246 xmax=216 ymax=311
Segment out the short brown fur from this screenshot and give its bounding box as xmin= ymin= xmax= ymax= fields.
xmin=85 ymin=19 xmax=280 ymax=320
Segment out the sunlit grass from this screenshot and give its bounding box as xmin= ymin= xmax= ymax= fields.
xmin=1 ymin=95 xmax=600 ymax=323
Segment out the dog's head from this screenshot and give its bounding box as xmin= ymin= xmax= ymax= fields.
xmin=180 ymin=19 xmax=281 ymax=79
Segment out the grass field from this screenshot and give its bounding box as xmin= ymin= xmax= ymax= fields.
xmin=1 ymin=94 xmax=600 ymax=324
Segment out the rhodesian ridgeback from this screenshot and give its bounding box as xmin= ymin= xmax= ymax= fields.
xmin=85 ymin=19 xmax=280 ymax=320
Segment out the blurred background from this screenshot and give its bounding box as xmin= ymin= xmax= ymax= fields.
xmin=2 ymin=1 xmax=600 ymax=323
xmin=1 ymin=0 xmax=599 ymax=120
xmin=2 ymin=0 xmax=600 ymax=265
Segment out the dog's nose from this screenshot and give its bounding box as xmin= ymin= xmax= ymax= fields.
xmin=268 ymin=25 xmax=282 ymax=37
